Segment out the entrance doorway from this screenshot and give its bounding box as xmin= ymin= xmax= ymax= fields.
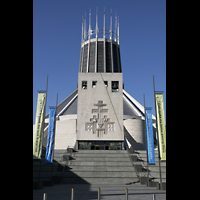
xmin=78 ymin=141 xmax=122 ymax=150
xmin=93 ymin=145 xmax=104 ymax=150
xmin=91 ymin=141 xmax=108 ymax=150
xmin=91 ymin=144 xmax=109 ymax=150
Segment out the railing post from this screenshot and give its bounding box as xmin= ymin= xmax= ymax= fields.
xmin=71 ymin=188 xmax=74 ymax=200
xmin=125 ymin=188 xmax=128 ymax=200
xmin=153 ymin=194 xmax=156 ymax=200
xmin=43 ymin=193 xmax=47 ymax=200
xmin=98 ymin=188 xmax=101 ymax=200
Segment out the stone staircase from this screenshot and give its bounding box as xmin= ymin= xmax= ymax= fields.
xmin=61 ymin=150 xmax=138 ymax=184
xmin=34 ymin=148 xmax=166 ymax=188
xmin=129 ymin=149 xmax=166 ymax=188
xmin=33 ymin=148 xmax=70 ymax=188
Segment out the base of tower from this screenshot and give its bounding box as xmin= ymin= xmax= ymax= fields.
xmin=77 ymin=141 xmax=124 ymax=150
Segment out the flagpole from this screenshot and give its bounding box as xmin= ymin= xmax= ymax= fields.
xmin=53 ymin=93 xmax=58 ymax=159
xmin=153 ymin=75 xmax=163 ymax=190
xmin=143 ymin=94 xmax=150 ymax=186
xmin=50 ymin=93 xmax=58 ymax=178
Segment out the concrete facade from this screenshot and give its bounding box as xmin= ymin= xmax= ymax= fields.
xmin=33 ymin=89 xmax=156 ymax=150
xmin=124 ymin=118 xmax=146 ymax=150
xmin=33 ymin=89 xmax=155 ymax=150
xmin=54 ymin=119 xmax=76 ymax=149
xmin=77 ymin=73 xmax=123 ymax=142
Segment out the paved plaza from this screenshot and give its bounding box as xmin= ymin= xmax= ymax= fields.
xmin=33 ymin=184 xmax=166 ymax=200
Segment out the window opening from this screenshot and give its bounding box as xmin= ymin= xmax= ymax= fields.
xmin=82 ymin=81 xmax=87 ymax=89
xmin=92 ymin=81 xmax=97 ymax=88
xmin=104 ymin=81 xmax=108 ymax=87
xmin=112 ymin=81 xmax=119 ymax=92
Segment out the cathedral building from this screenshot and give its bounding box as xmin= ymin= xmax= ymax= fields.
xmin=33 ymin=10 xmax=156 ymax=151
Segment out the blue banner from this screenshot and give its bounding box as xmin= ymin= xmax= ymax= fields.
xmin=45 ymin=107 xmax=56 ymax=163
xmin=145 ymin=108 xmax=155 ymax=164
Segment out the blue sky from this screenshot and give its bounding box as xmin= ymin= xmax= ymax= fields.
xmin=33 ymin=0 xmax=166 ymax=124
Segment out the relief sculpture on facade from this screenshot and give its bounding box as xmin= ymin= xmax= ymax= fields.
xmin=85 ymin=100 xmax=115 ymax=137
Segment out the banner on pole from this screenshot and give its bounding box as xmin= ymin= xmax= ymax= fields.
xmin=45 ymin=107 xmax=56 ymax=163
xmin=33 ymin=92 xmax=46 ymax=159
xmin=155 ymin=93 xmax=166 ymax=161
xmin=145 ymin=108 xmax=155 ymax=164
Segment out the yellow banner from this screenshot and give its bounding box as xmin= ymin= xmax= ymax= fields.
xmin=155 ymin=93 xmax=166 ymax=161
xmin=33 ymin=92 xmax=46 ymax=159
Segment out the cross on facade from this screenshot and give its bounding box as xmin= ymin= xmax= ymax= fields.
xmin=92 ymin=100 xmax=108 ymax=128
xmin=85 ymin=100 xmax=115 ymax=137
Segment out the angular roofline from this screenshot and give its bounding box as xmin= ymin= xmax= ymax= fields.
xmin=44 ymin=88 xmax=155 ymax=121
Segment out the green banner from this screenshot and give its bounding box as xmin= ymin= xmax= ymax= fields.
xmin=33 ymin=92 xmax=46 ymax=159
xmin=155 ymin=93 xmax=166 ymax=161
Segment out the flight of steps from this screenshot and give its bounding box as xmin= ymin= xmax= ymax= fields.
xmin=61 ymin=150 xmax=139 ymax=184
xmin=130 ymin=150 xmax=166 ymax=188
xmin=33 ymin=148 xmax=70 ymax=188
xmin=33 ymin=148 xmax=59 ymax=188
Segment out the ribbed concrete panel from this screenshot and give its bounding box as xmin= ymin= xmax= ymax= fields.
xmin=79 ymin=39 xmax=121 ymax=73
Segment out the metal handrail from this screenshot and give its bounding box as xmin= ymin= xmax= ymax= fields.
xmin=124 ymin=136 xmax=141 ymax=179
xmin=124 ymin=136 xmax=152 ymax=179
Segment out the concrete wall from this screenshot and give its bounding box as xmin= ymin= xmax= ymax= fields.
xmin=123 ymin=118 xmax=146 ymax=150
xmin=33 ymin=115 xmax=77 ymax=150
xmin=54 ymin=119 xmax=77 ymax=149
xmin=77 ymin=73 xmax=123 ymax=141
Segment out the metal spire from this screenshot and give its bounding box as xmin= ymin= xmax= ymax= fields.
xmin=96 ymin=7 xmax=98 ymax=38
xmin=81 ymin=16 xmax=83 ymax=43
xmin=81 ymin=9 xmax=119 ymax=42
xmin=89 ymin=9 xmax=91 ymax=39
xmin=110 ymin=9 xmax=112 ymax=40
xmin=95 ymin=7 xmax=98 ymax=72
xmin=117 ymin=16 xmax=119 ymax=44
xmin=103 ymin=7 xmax=106 ymax=72
xmin=84 ymin=12 xmax=87 ymax=41
xmin=103 ymin=7 xmax=105 ymax=39
xmin=114 ymin=12 xmax=117 ymax=42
